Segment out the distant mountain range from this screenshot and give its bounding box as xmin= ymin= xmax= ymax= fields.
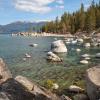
xmin=0 ymin=21 xmax=46 ymax=34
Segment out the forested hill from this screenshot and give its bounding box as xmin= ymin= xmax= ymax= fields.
xmin=0 ymin=21 xmax=46 ymax=34
xmin=42 ymin=1 xmax=100 ymax=34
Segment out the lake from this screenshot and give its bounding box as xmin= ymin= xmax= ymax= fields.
xmin=0 ymin=34 xmax=99 ymax=89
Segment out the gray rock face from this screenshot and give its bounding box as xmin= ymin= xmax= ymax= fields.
xmin=15 ymin=75 xmax=34 ymax=91
xmin=0 ymin=58 xmax=12 ymax=84
xmin=0 ymin=79 xmax=35 ymax=100
xmin=86 ymin=66 xmax=100 ymax=100
xmin=51 ymin=40 xmax=67 ymax=53
xmin=0 ymin=77 xmax=60 ymax=100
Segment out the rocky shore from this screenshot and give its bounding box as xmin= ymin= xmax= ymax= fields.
xmin=0 ymin=58 xmax=100 ymax=100
xmin=12 ymin=32 xmax=69 ymax=37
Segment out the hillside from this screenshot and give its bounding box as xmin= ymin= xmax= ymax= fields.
xmin=0 ymin=21 xmax=46 ymax=34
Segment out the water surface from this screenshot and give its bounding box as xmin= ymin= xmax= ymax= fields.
xmin=0 ymin=34 xmax=99 ymax=88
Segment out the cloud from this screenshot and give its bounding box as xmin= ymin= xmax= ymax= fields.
xmin=56 ymin=5 xmax=64 ymax=9
xmin=14 ymin=0 xmax=56 ymax=13
xmin=84 ymin=4 xmax=91 ymax=10
xmin=56 ymin=0 xmax=64 ymax=4
xmin=14 ymin=0 xmax=65 ymax=13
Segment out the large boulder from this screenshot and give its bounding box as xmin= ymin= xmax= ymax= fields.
xmin=51 ymin=40 xmax=67 ymax=53
xmin=0 ymin=77 xmax=60 ymax=100
xmin=86 ymin=66 xmax=100 ymax=100
xmin=0 ymin=58 xmax=12 ymax=84
xmin=15 ymin=75 xmax=34 ymax=91
xmin=15 ymin=75 xmax=60 ymax=100
xmin=47 ymin=51 xmax=62 ymax=62
xmin=0 ymin=79 xmax=34 ymax=100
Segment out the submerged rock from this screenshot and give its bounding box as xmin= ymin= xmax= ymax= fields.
xmin=51 ymin=40 xmax=67 ymax=53
xmin=86 ymin=66 xmax=100 ymax=100
xmin=76 ymin=48 xmax=81 ymax=52
xmin=73 ymin=94 xmax=89 ymax=100
xmin=25 ymin=53 xmax=31 ymax=58
xmin=95 ymin=53 xmax=100 ymax=58
xmin=29 ymin=44 xmax=38 ymax=47
xmin=47 ymin=51 xmax=62 ymax=62
xmin=81 ymin=54 xmax=90 ymax=58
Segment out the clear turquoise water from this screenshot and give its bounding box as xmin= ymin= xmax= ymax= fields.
xmin=0 ymin=34 xmax=100 ymax=88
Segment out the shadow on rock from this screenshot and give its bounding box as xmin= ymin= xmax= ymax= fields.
xmin=0 ymin=78 xmax=35 ymax=100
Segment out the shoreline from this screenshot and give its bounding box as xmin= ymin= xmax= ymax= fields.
xmin=12 ymin=32 xmax=74 ymax=37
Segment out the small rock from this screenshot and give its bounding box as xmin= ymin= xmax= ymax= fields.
xmin=25 ymin=53 xmax=31 ymax=58
xmin=80 ymin=60 xmax=88 ymax=64
xmin=68 ymin=85 xmax=84 ymax=93
xmin=77 ymin=38 xmax=84 ymax=44
xmin=95 ymin=53 xmax=100 ymax=58
xmin=81 ymin=54 xmax=90 ymax=58
xmin=76 ymin=48 xmax=81 ymax=52
xmin=52 ymin=83 xmax=59 ymax=89
xmin=71 ymin=40 xmax=77 ymax=44
xmin=29 ymin=44 xmax=38 ymax=47
xmin=84 ymin=57 xmax=91 ymax=60
xmin=73 ymin=94 xmax=89 ymax=100
xmin=84 ymin=43 xmax=91 ymax=48
xmin=61 ymin=95 xmax=72 ymax=100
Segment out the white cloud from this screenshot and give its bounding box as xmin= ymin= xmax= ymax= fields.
xmin=56 ymin=0 xmax=64 ymax=4
xmin=56 ymin=5 xmax=64 ymax=9
xmin=14 ymin=0 xmax=56 ymax=13
xmin=14 ymin=0 xmax=65 ymax=13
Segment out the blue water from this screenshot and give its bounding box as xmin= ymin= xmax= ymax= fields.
xmin=0 ymin=34 xmax=99 ymax=87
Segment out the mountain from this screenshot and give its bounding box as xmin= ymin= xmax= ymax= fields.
xmin=0 ymin=21 xmax=46 ymax=34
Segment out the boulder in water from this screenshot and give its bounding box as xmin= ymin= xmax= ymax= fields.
xmin=47 ymin=51 xmax=62 ymax=62
xmin=77 ymin=38 xmax=84 ymax=44
xmin=51 ymin=40 xmax=67 ymax=53
xmin=84 ymin=43 xmax=91 ymax=48
xmin=95 ymin=53 xmax=100 ymax=58
xmin=25 ymin=53 xmax=31 ymax=58
xmin=29 ymin=44 xmax=38 ymax=47
xmin=76 ymin=48 xmax=81 ymax=52
xmin=80 ymin=60 xmax=89 ymax=64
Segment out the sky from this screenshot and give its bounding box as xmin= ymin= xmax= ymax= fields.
xmin=0 ymin=0 xmax=99 ymax=25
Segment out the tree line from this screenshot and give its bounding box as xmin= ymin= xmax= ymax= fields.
xmin=41 ymin=1 xmax=100 ymax=34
